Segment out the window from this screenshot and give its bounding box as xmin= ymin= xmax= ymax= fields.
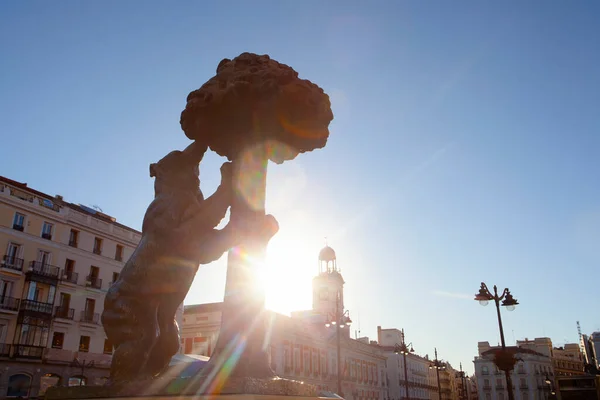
xmin=498 ymin=394 xmax=504 ymax=400
xmin=484 ymin=379 xmax=490 ymax=388
xmin=85 ymin=298 xmax=96 ymax=314
xmin=115 ymin=245 xmax=124 ymax=261
xmin=482 ymin=366 xmax=489 ymax=375
xmin=7 ymin=373 xmax=32 ymax=397
xmin=485 ymin=394 xmax=491 ymax=400
xmin=12 ymin=213 xmax=25 ymax=231
xmin=87 ymin=266 xmax=101 ymax=289
xmin=112 ymin=272 xmax=120 ymax=285
xmin=93 ymin=237 xmax=103 ymax=255
xmin=52 ymin=332 xmax=64 ymax=349
xmin=79 ymin=335 xmax=90 ymax=352
xmin=42 ymin=222 xmax=53 ymax=240
xmin=69 ymin=230 xmax=79 ymax=247
xmin=104 ymin=338 xmax=113 ymax=354
xmin=5 ymin=243 xmax=23 ymax=270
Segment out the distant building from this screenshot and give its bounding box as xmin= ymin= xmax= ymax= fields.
xmin=181 ymin=244 xmax=387 ymax=400
xmin=473 ymin=341 xmax=554 ymax=400
xmin=377 ymin=326 xmax=441 ymax=400
xmin=515 ymin=337 xmax=585 ymax=377
xmin=0 ymin=175 xmax=141 ymax=397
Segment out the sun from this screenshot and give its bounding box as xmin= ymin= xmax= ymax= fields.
xmin=256 ymin=231 xmax=319 ymax=316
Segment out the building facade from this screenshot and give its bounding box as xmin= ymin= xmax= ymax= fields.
xmin=0 ymin=176 xmax=141 ymax=397
xmin=376 ymin=326 xmax=441 ymax=400
xmin=473 ymin=341 xmax=555 ymax=400
xmin=181 ymin=245 xmax=388 ymax=400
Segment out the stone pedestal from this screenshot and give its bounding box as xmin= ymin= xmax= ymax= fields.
xmin=45 ymin=377 xmax=324 ymax=399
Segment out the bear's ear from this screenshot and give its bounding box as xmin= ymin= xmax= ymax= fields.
xmin=149 ymin=163 xmax=158 ymax=178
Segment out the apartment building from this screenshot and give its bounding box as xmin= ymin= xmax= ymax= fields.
xmin=0 ymin=176 xmax=140 ymax=398
xmin=473 ymin=341 xmax=554 ymax=400
xmin=376 ymin=326 xmax=442 ymax=400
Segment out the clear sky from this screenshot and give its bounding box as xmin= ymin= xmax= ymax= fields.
xmin=2 ymin=1 xmax=599 ymax=374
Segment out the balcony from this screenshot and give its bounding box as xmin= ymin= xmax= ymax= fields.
xmin=12 ymin=223 xmax=24 ymax=232
xmin=54 ymin=306 xmax=74 ymax=320
xmin=42 ymin=233 xmax=52 ymax=240
xmin=2 ymin=255 xmax=24 ymax=272
xmin=86 ymin=275 xmax=102 ymax=290
xmin=0 ymin=343 xmax=10 ymax=357
xmin=520 ymin=385 xmax=528 ymax=389
xmin=60 ymin=269 xmax=78 ymax=285
xmin=0 ymin=296 xmax=20 ymax=312
xmin=26 ymin=261 xmax=60 ymax=284
xmin=20 ymin=299 xmax=53 ymax=316
xmin=93 ymin=247 xmax=101 ymax=255
xmin=80 ymin=310 xmax=100 ymax=324
xmin=13 ymin=344 xmax=45 ymax=359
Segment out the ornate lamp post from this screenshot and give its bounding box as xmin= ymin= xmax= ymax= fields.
xmin=456 ymin=363 xmax=467 ymax=400
xmin=474 ymin=282 xmax=519 ymax=400
xmin=71 ymin=358 xmax=95 ymax=386
xmin=394 ymin=329 xmax=415 ymax=400
xmin=325 ymin=291 xmax=352 ymax=397
xmin=429 ymin=348 xmax=445 ymax=400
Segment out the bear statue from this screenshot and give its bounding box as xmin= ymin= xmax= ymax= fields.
xmin=101 ymin=142 xmax=278 ymax=384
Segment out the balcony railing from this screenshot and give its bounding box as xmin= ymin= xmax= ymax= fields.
xmin=80 ymin=310 xmax=100 ymax=324
xmin=86 ymin=275 xmax=102 ymax=289
xmin=54 ymin=306 xmax=74 ymax=320
xmin=60 ymin=269 xmax=78 ymax=284
xmin=0 ymin=296 xmax=20 ymax=311
xmin=2 ymin=255 xmax=24 ymax=272
xmin=42 ymin=233 xmax=52 ymax=240
xmin=12 ymin=224 xmax=24 ymax=232
xmin=20 ymin=299 xmax=53 ymax=315
xmin=0 ymin=343 xmax=10 ymax=357
xmin=93 ymin=247 xmax=101 ymax=255
xmin=13 ymin=344 xmax=44 ymax=359
xmin=28 ymin=261 xmax=60 ymax=279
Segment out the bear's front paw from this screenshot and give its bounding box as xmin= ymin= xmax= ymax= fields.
xmin=260 ymin=214 xmax=279 ymax=240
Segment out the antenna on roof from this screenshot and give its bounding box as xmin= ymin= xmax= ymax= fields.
xmin=92 ymin=205 xmax=103 ymax=213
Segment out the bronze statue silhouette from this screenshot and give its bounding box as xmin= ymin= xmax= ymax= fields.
xmin=101 ymin=141 xmax=278 ymax=383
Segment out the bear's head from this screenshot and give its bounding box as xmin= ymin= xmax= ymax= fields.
xmin=149 ymin=142 xmax=207 ymax=196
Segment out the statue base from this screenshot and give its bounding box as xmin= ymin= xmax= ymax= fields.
xmin=45 ymin=377 xmax=321 ymax=399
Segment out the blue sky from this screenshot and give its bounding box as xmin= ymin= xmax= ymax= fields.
xmin=2 ymin=1 xmax=600 ymax=373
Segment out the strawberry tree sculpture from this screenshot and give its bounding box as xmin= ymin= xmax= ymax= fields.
xmin=180 ymin=53 xmax=334 ymax=380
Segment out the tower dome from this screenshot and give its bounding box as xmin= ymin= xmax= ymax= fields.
xmin=319 ymin=245 xmax=336 ymax=262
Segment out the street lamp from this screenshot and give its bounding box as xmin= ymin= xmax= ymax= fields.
xmin=474 ymin=282 xmax=519 ymax=400
xmin=429 ymin=348 xmax=445 ymax=400
xmin=456 ymin=363 xmax=468 ymax=400
xmin=393 ymin=329 xmax=415 ymax=400
xmin=71 ymin=358 xmax=95 ymax=386
xmin=545 ymin=376 xmax=556 ymax=398
xmin=325 ymin=291 xmax=352 ymax=397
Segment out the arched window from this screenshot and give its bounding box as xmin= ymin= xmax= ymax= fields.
xmin=7 ymin=373 xmax=32 ymax=397
xmin=68 ymin=375 xmax=87 ymax=387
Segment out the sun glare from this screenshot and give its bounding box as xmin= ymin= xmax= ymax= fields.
xmin=259 ymin=232 xmax=318 ymax=316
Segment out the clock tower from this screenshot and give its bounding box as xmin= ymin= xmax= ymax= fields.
xmin=312 ymin=243 xmax=345 ymax=318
